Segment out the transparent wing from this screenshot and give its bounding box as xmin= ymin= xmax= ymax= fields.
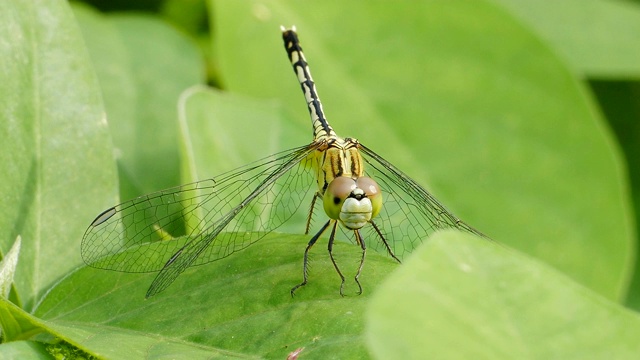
xmin=357 ymin=143 xmax=485 ymax=260
xmin=81 ymin=143 xmax=319 ymax=281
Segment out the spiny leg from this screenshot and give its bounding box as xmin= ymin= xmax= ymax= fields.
xmin=305 ymin=192 xmax=322 ymax=235
xmin=370 ymin=220 xmax=401 ymax=263
xmin=353 ymin=229 xmax=367 ymax=295
xmin=327 ymin=222 xmax=347 ymax=296
xmin=291 ymin=219 xmax=331 ymax=296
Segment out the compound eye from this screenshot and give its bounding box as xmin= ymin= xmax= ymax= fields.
xmin=323 ymin=177 xmax=356 ymax=220
xmin=356 ymin=176 xmax=382 ymax=218
xmin=356 ymin=177 xmax=380 ymax=197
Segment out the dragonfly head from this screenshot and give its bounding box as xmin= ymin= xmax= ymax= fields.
xmin=323 ymin=176 xmax=382 ymax=230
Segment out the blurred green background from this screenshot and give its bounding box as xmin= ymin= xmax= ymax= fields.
xmin=72 ymin=0 xmax=640 ymax=307
xmin=1 ymin=0 xmax=639 ymax=358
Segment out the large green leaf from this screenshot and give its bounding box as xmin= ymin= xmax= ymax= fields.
xmin=177 ymin=86 xmax=306 ymax=184
xmin=0 ymin=0 xmax=117 ymax=312
xmin=0 ymin=340 xmax=51 ymax=359
xmin=489 ymin=0 xmax=640 ymax=307
xmin=0 ymin=295 xmax=249 ymax=359
xmin=211 ymin=0 xmax=634 ymax=300
xmin=34 ymin=233 xmax=398 ymax=359
xmin=72 ymin=4 xmax=206 ymax=200
xmin=494 ymin=0 xmax=640 ymax=310
xmin=493 ymin=0 xmax=640 ymax=78
xmin=367 ymin=230 xmax=640 ymax=359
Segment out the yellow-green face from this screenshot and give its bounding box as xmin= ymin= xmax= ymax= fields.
xmin=311 ymin=137 xmax=383 ymax=229
xmin=322 ymin=176 xmax=382 ymax=230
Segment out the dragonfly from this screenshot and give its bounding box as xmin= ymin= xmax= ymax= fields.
xmin=81 ymin=26 xmax=484 ymax=298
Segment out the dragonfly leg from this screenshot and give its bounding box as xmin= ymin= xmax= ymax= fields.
xmin=291 ymin=219 xmax=331 ymax=297
xmin=304 ymin=192 xmax=322 ymax=235
xmin=326 ymin=222 xmax=346 ymax=296
xmin=353 ymin=230 xmax=366 ymax=295
xmin=370 ymin=220 xmax=401 ymax=263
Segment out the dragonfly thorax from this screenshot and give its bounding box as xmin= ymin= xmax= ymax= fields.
xmin=313 ymin=137 xmax=364 ymax=193
xmin=323 ymin=176 xmax=383 ymax=230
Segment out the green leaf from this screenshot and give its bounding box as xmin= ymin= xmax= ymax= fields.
xmin=40 ymin=323 xmax=252 ymax=360
xmin=488 ymin=0 xmax=640 ymax=305
xmin=0 ymin=236 xmax=21 ymax=299
xmin=0 ymin=0 xmax=117 ymax=312
xmin=0 ymin=298 xmax=45 ymax=342
xmin=211 ymin=0 xmax=634 ymax=300
xmin=0 ymin=341 xmax=51 ymax=360
xmin=177 ymin=87 xmax=306 ymax=183
xmin=366 ymin=230 xmax=640 ymax=359
xmin=0 ymin=293 xmax=246 ymax=359
xmin=34 ymin=234 xmax=398 ymax=358
xmin=72 ymin=4 xmax=206 ymax=199
xmin=160 ymin=0 xmax=209 ymax=35
xmin=591 ymin=80 xmax=640 ymax=309
xmin=493 ymin=0 xmax=640 ymax=78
